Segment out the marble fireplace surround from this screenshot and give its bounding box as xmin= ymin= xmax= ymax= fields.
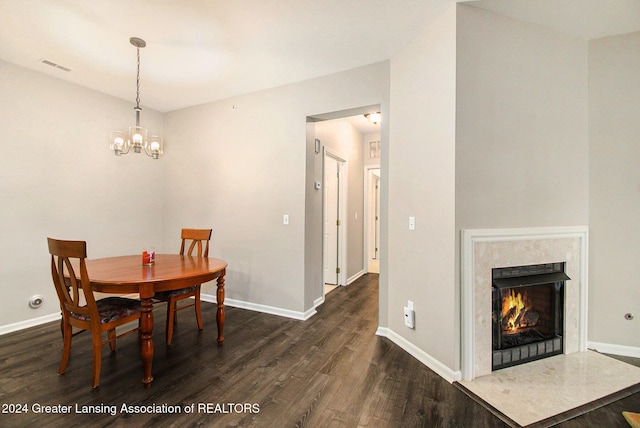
xmin=461 ymin=226 xmax=589 ymax=381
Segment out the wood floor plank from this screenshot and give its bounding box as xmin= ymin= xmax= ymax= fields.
xmin=0 ymin=273 xmax=638 ymax=427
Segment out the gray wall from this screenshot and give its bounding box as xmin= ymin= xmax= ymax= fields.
xmin=456 ymin=5 xmax=589 ymax=231
xmin=0 ymin=60 xmax=165 ymax=326
xmin=162 ymin=63 xmax=389 ymax=316
xmin=456 ymin=6 xmax=640 ymax=354
xmin=454 ymin=5 xmax=590 ymax=368
xmin=588 ymin=31 xmax=640 ymax=349
xmin=388 ymin=5 xmax=458 ymax=371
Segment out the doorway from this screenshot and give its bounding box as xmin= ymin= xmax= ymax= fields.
xmin=306 ymin=105 xmax=382 ymax=304
xmin=366 ymin=167 xmax=381 ymax=274
xmin=323 ymin=148 xmax=347 ymax=289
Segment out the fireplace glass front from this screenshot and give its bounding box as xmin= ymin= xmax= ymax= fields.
xmin=491 ymin=262 xmax=569 ymax=371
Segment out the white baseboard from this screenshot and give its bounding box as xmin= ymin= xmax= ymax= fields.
xmin=201 ymin=293 xmax=316 ymax=321
xmin=588 ymin=341 xmax=640 ymax=359
xmin=347 ymin=270 xmax=366 ymax=285
xmin=0 ymin=312 xmax=60 ymax=336
xmin=375 ymin=326 xmax=462 ymax=383
xmin=1 ymin=293 xmax=319 ymax=336
xmin=375 ymin=326 xmax=389 ymax=337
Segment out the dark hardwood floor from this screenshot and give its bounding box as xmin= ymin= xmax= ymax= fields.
xmin=0 ymin=274 xmax=638 ymax=427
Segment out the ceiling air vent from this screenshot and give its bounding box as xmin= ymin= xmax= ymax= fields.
xmin=40 ymin=59 xmax=71 ymax=72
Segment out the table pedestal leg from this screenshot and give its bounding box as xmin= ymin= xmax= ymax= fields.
xmin=140 ymin=296 xmax=154 ymax=386
xmin=216 ymin=273 xmax=225 ymax=345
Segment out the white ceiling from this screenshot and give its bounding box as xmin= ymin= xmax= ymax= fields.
xmin=467 ymin=0 xmax=640 ymax=40
xmin=345 ymin=114 xmax=382 ymax=135
xmin=0 ymin=0 xmax=452 ymax=112
xmin=1 ymin=0 xmax=638 ymax=113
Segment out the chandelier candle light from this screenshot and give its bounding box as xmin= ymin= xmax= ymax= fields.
xmin=110 ymin=37 xmax=163 ymax=159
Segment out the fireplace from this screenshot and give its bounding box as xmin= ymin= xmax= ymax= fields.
xmin=491 ymin=262 xmax=569 ymax=371
xmin=460 ymin=226 xmax=588 ymax=381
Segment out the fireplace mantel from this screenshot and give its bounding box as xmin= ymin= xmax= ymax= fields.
xmin=460 ymin=226 xmax=589 ymax=381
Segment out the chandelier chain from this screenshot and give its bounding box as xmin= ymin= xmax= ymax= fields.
xmin=135 ymin=46 xmax=141 ymax=109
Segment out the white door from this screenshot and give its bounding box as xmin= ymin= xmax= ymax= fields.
xmin=374 ymin=173 xmax=381 ymax=260
xmin=367 ymin=168 xmax=381 ymax=274
xmin=324 ymin=155 xmax=340 ymax=285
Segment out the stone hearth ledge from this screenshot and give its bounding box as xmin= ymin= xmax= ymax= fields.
xmin=457 ymin=350 xmax=640 ymax=427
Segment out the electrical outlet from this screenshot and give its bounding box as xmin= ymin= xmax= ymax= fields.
xmin=29 ymin=295 xmax=44 ymax=309
xmin=404 ymin=306 xmax=415 ymax=328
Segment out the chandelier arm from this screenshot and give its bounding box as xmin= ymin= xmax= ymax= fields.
xmin=142 ymin=139 xmax=152 ymax=157
xmin=120 ymin=142 xmax=133 ymax=155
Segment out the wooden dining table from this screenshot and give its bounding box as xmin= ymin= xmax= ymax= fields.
xmin=78 ymin=254 xmax=227 ymax=387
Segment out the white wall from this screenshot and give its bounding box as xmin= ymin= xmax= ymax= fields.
xmin=162 ymin=63 xmax=389 ymax=317
xmin=588 ymin=32 xmax=640 ymax=349
xmin=0 ymin=60 xmax=165 ymax=329
xmin=388 ymin=5 xmax=458 ymax=370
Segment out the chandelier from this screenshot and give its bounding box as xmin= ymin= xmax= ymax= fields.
xmin=109 ymin=37 xmax=163 ymax=159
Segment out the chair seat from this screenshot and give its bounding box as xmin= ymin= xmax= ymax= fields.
xmin=70 ymin=297 xmax=141 ymax=324
xmin=154 ymin=285 xmax=199 ymax=300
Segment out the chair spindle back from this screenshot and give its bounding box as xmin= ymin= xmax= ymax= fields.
xmin=48 ymin=238 xmax=99 ymax=325
xmin=179 ymin=228 xmax=212 ymax=257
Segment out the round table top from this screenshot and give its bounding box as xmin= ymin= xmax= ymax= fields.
xmin=83 ymin=254 xmax=227 ymax=293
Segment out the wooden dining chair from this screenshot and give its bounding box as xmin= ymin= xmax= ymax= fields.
xmin=153 ymin=228 xmax=212 ymax=345
xmin=47 ymin=238 xmax=142 ymax=388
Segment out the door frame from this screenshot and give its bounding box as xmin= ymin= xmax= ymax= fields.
xmin=323 ymin=147 xmax=348 ymax=287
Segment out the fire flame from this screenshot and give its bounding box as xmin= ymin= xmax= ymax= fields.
xmin=502 ymin=289 xmax=526 ymax=332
